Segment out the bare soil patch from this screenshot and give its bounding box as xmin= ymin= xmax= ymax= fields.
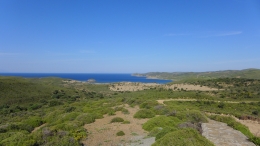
xmin=109 ymin=82 xmax=219 ymax=92
xmin=82 ymin=104 xmax=154 ymax=146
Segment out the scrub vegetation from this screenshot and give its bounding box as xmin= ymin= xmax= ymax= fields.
xmin=0 ymin=74 xmax=260 ymax=145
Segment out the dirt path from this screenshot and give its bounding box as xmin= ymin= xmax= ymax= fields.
xmin=202 ymin=120 xmax=255 ymax=146
xmin=82 ymin=104 xmax=155 ymax=146
xmin=157 ymin=98 xmax=258 ymax=105
xmin=32 ymin=123 xmax=46 ymax=133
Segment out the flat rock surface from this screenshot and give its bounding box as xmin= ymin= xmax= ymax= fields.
xmin=202 ymin=120 xmax=255 ymax=146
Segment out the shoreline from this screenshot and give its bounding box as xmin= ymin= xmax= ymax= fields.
xmin=131 ymin=74 xmax=173 ymax=81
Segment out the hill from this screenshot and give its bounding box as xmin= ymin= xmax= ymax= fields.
xmin=133 ymin=68 xmax=260 ymax=81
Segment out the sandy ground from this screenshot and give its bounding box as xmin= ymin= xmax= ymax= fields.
xmin=109 ymin=82 xmax=219 ymax=92
xmin=237 ymin=119 xmax=260 ymax=137
xmin=82 ymin=104 xmax=155 ymax=146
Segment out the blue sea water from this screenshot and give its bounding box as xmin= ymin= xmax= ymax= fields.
xmin=0 ymin=73 xmax=172 ymax=84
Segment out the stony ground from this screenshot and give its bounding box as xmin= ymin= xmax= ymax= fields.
xmin=202 ymin=120 xmax=256 ymax=146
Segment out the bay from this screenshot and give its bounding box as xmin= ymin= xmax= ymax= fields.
xmin=0 ymin=73 xmax=172 ymax=84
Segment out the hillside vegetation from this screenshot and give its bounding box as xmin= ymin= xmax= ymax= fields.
xmin=133 ymin=68 xmax=260 ymax=81
xmin=0 ymin=75 xmax=260 ymax=145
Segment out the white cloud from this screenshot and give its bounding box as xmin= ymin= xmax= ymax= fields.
xmin=201 ymin=31 xmax=242 ymax=38
xmin=215 ymin=31 xmax=242 ymax=36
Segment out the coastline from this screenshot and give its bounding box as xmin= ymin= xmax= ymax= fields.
xmin=1 ymin=73 xmax=172 ymax=84
xmin=131 ymin=73 xmax=173 ymax=81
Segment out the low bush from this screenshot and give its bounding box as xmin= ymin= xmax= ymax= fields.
xmin=152 ymin=128 xmax=214 ymax=146
xmin=155 ymin=127 xmax=178 ymax=140
xmin=122 ymin=120 xmax=130 ymax=124
xmin=76 ymin=113 xmax=97 ymax=124
xmin=186 ymin=110 xmax=208 ymax=123
xmin=17 ymin=116 xmax=44 ymax=132
xmin=148 ymin=127 xmax=163 ymax=137
xmin=122 ymin=108 xmax=130 ymax=114
xmin=49 ymin=100 xmax=63 ymax=107
xmin=142 ymin=115 xmax=181 ymax=131
xmin=111 ymin=117 xmax=124 ymax=123
xmin=134 ymin=109 xmax=155 ymax=119
xmin=116 ymin=131 xmax=125 ymax=136
xmin=55 ymin=112 xmax=80 ymax=124
xmin=154 ymin=105 xmax=170 ymax=115
xmin=140 ymin=100 xmax=159 ymax=109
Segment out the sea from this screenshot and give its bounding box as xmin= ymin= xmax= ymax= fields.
xmin=0 ymin=73 xmax=172 ymax=84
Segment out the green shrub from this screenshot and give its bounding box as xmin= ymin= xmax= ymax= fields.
xmin=114 ymin=106 xmax=124 ymax=111
xmin=16 ymin=116 xmax=44 ymax=132
xmin=56 ymin=112 xmax=80 ymax=124
xmin=252 ymin=110 xmax=258 ymax=115
xmin=44 ymin=110 xmax=63 ymax=123
xmin=154 ymin=105 xmax=170 ymax=115
xmin=249 ymin=137 xmax=260 ymax=146
xmin=122 ymin=120 xmax=130 ymax=124
xmin=134 ymin=109 xmax=155 ymax=119
xmin=111 ymin=117 xmax=124 ymax=123
xmin=116 ymin=131 xmax=125 ymax=136
xmin=53 ymin=121 xmax=82 ymax=132
xmin=152 ymin=128 xmax=214 ymax=146
xmin=122 ymin=108 xmax=130 ymax=114
xmin=140 ymin=100 xmax=159 ymax=109
xmin=218 ymin=102 xmax=225 ymax=108
xmin=0 ymin=131 xmax=31 ymax=146
xmin=107 ymin=108 xmax=116 ymax=115
xmin=65 ymin=106 xmax=76 ymax=112
xmin=155 ymin=127 xmax=178 ymax=140
xmin=29 ymin=104 xmax=42 ymax=110
xmin=49 ymin=100 xmax=63 ymax=107
xmin=185 ymin=110 xmax=208 ymax=123
xmin=142 ymin=116 xmax=181 ymax=131
xmin=148 ymin=127 xmax=163 ymax=137
xmin=76 ymin=113 xmax=96 ymax=124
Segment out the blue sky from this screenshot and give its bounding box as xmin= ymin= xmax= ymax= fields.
xmin=0 ymin=0 xmax=260 ymax=73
